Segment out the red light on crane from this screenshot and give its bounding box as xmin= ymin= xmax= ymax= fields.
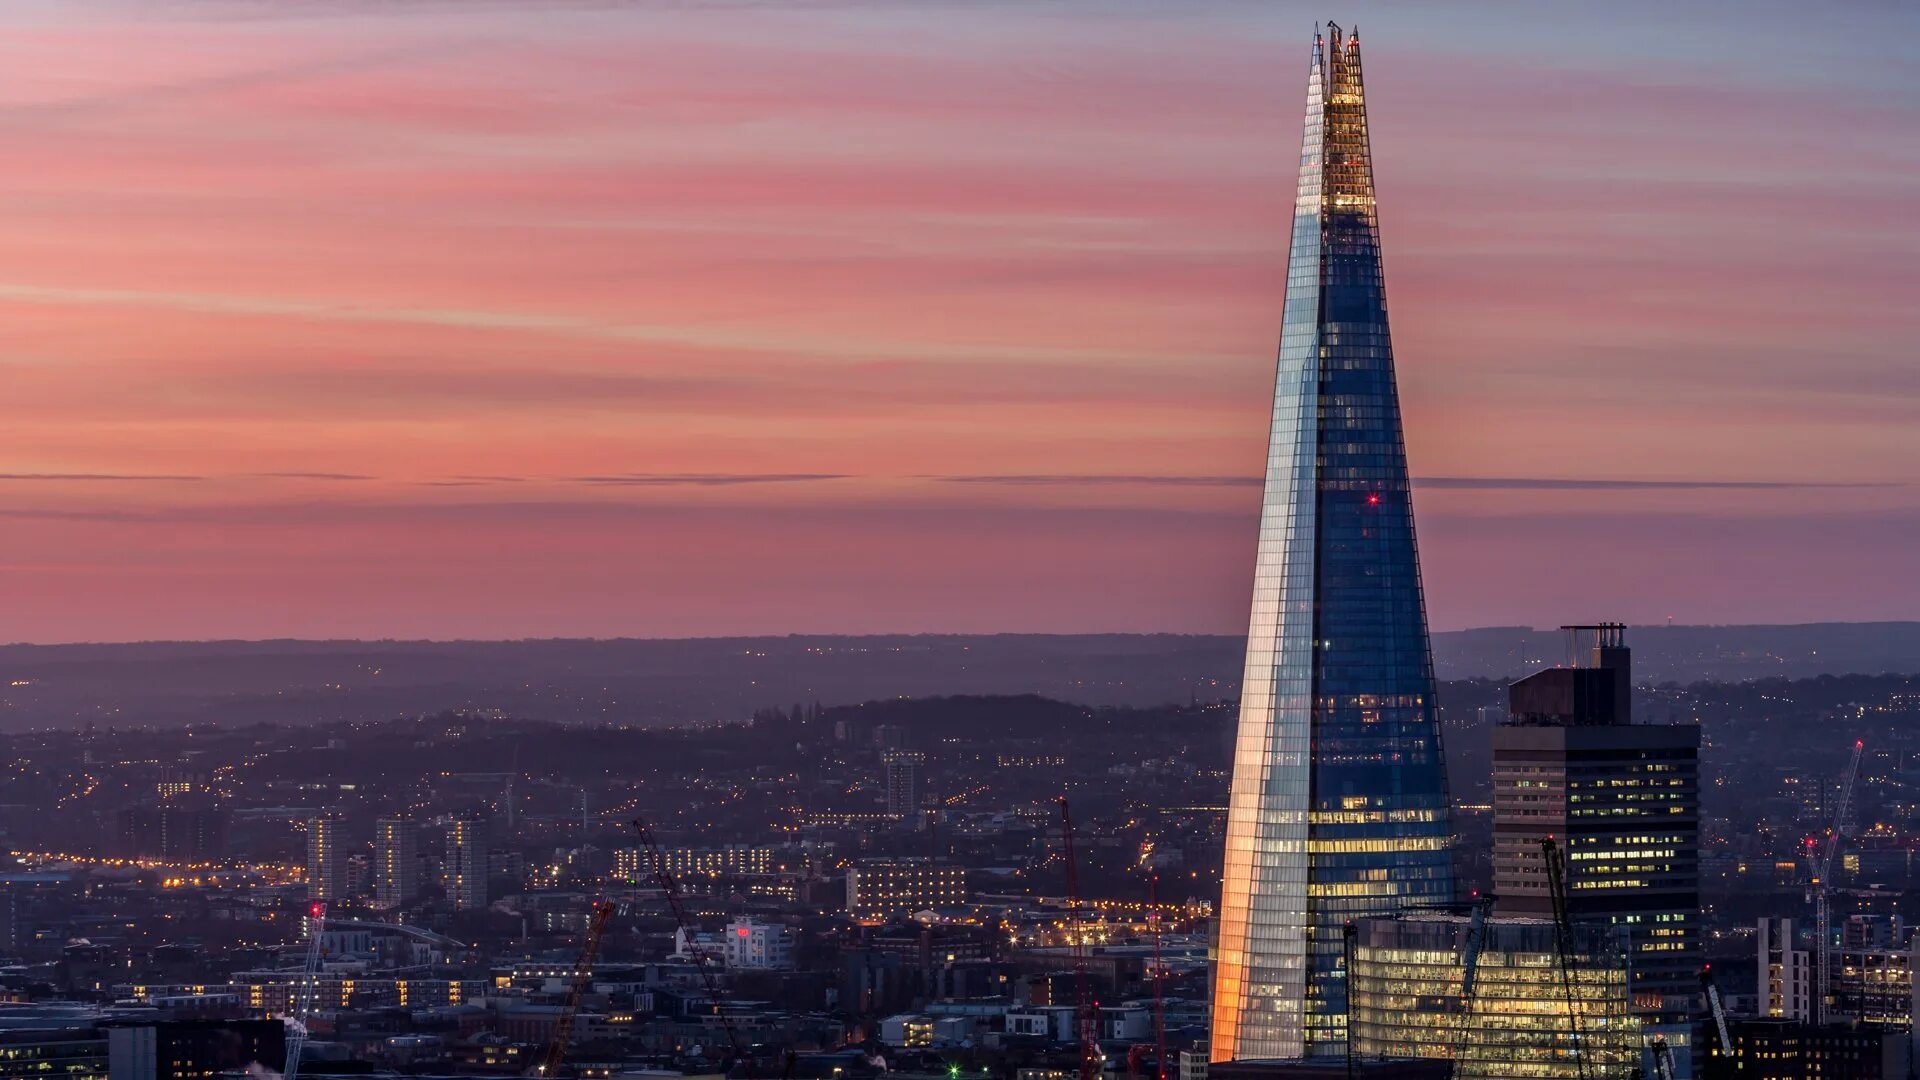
xmin=1366 ymin=493 xmax=1380 ymax=506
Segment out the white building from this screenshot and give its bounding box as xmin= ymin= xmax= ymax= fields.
xmin=722 ymin=918 xmax=795 ymax=970
xmin=1758 ymin=916 xmax=1812 ymax=1021
xmin=1005 ymin=1006 xmax=1076 ymax=1043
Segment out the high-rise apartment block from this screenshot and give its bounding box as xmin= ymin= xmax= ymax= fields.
xmin=1213 ymin=23 xmax=1452 ymax=1061
xmin=1493 ymin=624 xmax=1701 ymax=1021
xmin=117 ymin=804 xmax=229 ymax=861
xmin=374 ymin=818 xmax=420 ymax=908
xmin=444 ymin=815 xmax=489 ymax=910
xmin=883 ymin=750 xmax=925 ymax=821
xmin=305 ymin=817 xmax=344 ymax=903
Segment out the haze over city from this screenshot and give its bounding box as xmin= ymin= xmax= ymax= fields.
xmin=6 ymin=0 xmax=1917 ymax=642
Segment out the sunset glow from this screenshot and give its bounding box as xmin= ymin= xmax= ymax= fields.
xmin=4 ymin=2 xmax=1916 ymax=640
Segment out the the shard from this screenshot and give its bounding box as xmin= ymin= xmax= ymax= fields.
xmin=1211 ymin=23 xmax=1453 ymax=1062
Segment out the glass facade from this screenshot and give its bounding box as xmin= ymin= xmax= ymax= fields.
xmin=1211 ymin=24 xmax=1453 ymax=1061
xmin=1348 ymin=914 xmax=1640 ymax=1080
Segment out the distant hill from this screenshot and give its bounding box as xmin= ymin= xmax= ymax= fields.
xmin=0 ymin=623 xmax=1916 ymax=730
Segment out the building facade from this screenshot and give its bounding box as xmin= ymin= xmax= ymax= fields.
xmin=1347 ymin=912 xmax=1639 ymax=1080
xmin=305 ymin=817 xmax=343 ymax=903
xmin=1212 ymin=23 xmax=1453 ymax=1061
xmin=616 ymin=844 xmax=778 ymax=883
xmin=723 ymin=918 xmax=797 ymax=970
xmin=845 ymin=859 xmax=966 ymax=921
xmin=1833 ymin=915 xmax=1913 ymax=1027
xmin=883 ymin=750 xmax=926 ymax=821
xmin=373 ymin=818 xmax=420 ymax=908
xmin=116 ymin=805 xmax=229 ymax=861
xmin=1492 ymin=625 xmax=1701 ymax=1022
xmin=1703 ymin=1018 xmax=1913 ymax=1079
xmin=106 ymin=1020 xmax=286 ymax=1080
xmin=1757 ymin=917 xmax=1813 ymax=1021
xmin=444 ymin=815 xmax=488 ymax=910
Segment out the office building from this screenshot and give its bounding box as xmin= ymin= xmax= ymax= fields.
xmin=0 ymin=1029 xmax=107 ymax=1079
xmin=106 ymin=1020 xmax=286 ymax=1080
xmin=1757 ymin=917 xmax=1812 ymax=1021
xmin=1189 ymin=1061 xmax=1453 ymax=1080
xmin=445 ymin=815 xmax=488 ymax=910
xmin=883 ymin=750 xmax=926 ymax=821
xmin=1492 ymin=625 xmax=1701 ymax=1021
xmin=1834 ymin=915 xmax=1913 ymax=1027
xmin=1701 ymin=1018 xmax=1913 ymax=1080
xmin=1347 ymin=912 xmax=1637 ymax=1080
xmin=373 ymin=818 xmax=420 ymax=908
xmin=1213 ymin=23 xmax=1453 ymax=1061
xmin=846 ymin=859 xmax=966 ymax=921
xmin=305 ymin=816 xmax=343 ymax=903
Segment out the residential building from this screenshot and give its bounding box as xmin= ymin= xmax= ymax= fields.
xmin=305 ymin=816 xmax=343 ymax=903
xmin=615 ymin=844 xmax=775 ymax=882
xmin=445 ymin=815 xmax=488 ymax=910
xmin=1758 ymin=917 xmax=1813 ymax=1022
xmin=845 ymin=859 xmax=966 ymax=921
xmin=722 ymin=918 xmax=796 ymax=970
xmin=373 ymin=818 xmax=420 ymax=908
xmin=883 ymin=750 xmax=926 ymax=821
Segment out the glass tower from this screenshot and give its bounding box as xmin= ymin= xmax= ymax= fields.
xmin=1211 ymin=23 xmax=1453 ymax=1062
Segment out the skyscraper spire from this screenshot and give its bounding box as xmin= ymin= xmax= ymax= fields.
xmin=1210 ymin=25 xmax=1451 ymax=1063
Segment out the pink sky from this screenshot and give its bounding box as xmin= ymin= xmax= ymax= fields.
xmin=3 ymin=2 xmax=1917 ymax=641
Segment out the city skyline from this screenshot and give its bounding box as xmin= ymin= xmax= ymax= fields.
xmin=4 ymin=2 xmax=1918 ymax=641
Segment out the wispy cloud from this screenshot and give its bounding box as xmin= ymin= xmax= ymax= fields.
xmin=253 ymin=471 xmax=376 ymax=481
xmin=570 ymin=473 xmax=850 ymax=487
xmin=0 ymin=283 xmax=1209 ymax=367
xmin=0 ymin=473 xmax=202 ymax=482
xmin=1413 ymin=477 xmax=1899 ymax=491
xmin=931 ymin=474 xmax=1261 ymax=487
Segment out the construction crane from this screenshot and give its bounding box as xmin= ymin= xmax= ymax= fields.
xmin=283 ymin=901 xmax=327 ymax=1080
xmin=1811 ymin=740 xmax=1865 ymax=1024
xmin=1450 ymin=894 xmax=1494 ymax=1069
xmin=1541 ymin=839 xmax=1590 ymax=1080
xmin=1700 ymin=966 xmax=1732 ymax=1062
xmin=535 ymin=899 xmax=615 ymax=1077
xmin=1647 ymin=1036 xmax=1675 ymax=1080
xmin=1124 ymin=873 xmax=1168 ymax=1080
xmin=1058 ymin=797 xmax=1099 ymax=1080
xmin=1149 ymin=873 xmax=1165 ymax=1080
xmin=631 ymin=817 xmax=750 ymax=1076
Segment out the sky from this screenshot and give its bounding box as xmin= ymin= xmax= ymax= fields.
xmin=2 ymin=0 xmax=1917 ymax=642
